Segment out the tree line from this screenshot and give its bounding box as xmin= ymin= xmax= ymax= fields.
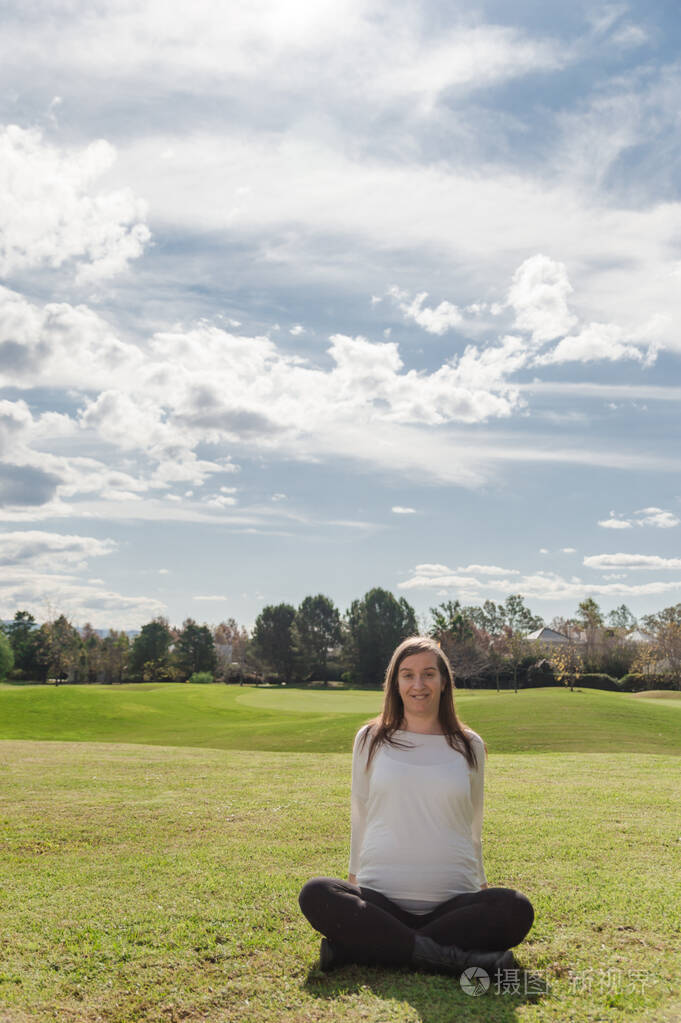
xmin=1 ymin=590 xmax=680 ymax=690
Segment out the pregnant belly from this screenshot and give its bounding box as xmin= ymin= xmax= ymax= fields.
xmin=360 ymin=827 xmax=479 ymax=895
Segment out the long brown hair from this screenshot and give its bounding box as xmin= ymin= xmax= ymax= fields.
xmin=359 ymin=636 xmax=487 ymax=770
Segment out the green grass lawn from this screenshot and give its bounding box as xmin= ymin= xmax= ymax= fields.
xmin=0 ymin=685 xmax=680 ymax=1022
xmin=1 ymin=682 xmax=681 ymax=754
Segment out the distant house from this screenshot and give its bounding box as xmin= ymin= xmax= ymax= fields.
xmin=526 ymin=626 xmax=571 ymax=646
xmin=626 ymin=629 xmax=654 ymax=645
xmin=624 ymin=629 xmax=670 ymax=674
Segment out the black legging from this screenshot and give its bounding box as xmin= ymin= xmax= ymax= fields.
xmin=299 ymin=877 xmax=534 ymax=968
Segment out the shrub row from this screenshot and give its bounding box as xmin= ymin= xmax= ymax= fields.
xmin=614 ymin=673 xmax=680 ymax=693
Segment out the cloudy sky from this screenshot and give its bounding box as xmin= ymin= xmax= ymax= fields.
xmin=1 ymin=0 xmax=681 ymax=630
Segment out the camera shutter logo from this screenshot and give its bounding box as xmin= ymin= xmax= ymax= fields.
xmin=460 ymin=966 xmax=490 ymax=996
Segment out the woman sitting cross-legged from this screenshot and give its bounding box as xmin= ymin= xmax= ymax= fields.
xmin=298 ymin=636 xmax=535 ymax=978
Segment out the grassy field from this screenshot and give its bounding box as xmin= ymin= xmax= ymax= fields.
xmin=1 ymin=682 xmax=681 ymax=754
xmin=1 ymin=684 xmax=680 ymax=1023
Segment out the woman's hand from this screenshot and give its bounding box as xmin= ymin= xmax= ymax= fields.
xmin=349 ymin=873 xmax=358 ymax=885
xmin=480 ymin=883 xmax=489 ymax=890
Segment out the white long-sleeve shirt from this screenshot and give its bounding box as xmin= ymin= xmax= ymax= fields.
xmin=349 ymin=724 xmax=488 ymax=913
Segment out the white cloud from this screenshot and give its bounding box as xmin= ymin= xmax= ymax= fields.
xmin=0 ymin=566 xmax=165 ymax=630
xmin=0 ymin=528 xmax=164 ymax=629
xmin=0 ymin=126 xmax=149 ymax=283
xmin=536 ymin=322 xmax=649 ymax=365
xmin=0 ymin=530 xmax=116 ymax=571
xmin=4 ymin=298 xmax=677 ymax=518
xmin=79 ymin=390 xmax=171 ymax=451
xmin=205 ymin=494 xmax=237 ymax=509
xmin=0 ymin=398 xmax=34 ymax=447
xmin=520 ymin=382 xmax=681 ymax=403
xmin=404 ymin=561 xmax=519 ymax=588
xmin=507 ymin=254 xmax=577 ymax=343
xmin=28 ymin=110 xmax=659 ymax=377
xmin=598 ymin=516 xmax=633 ymax=529
xmin=290 ymin=324 xmax=306 ymax=336
xmin=2 ymin=6 xmax=563 ymax=110
xmin=598 ymin=507 xmax=680 ymax=530
xmin=194 ymin=595 xmax=229 ymax=601
xmin=1 ymin=0 xmax=369 ymax=84
xmin=539 ymin=547 xmax=549 ymax=554
xmin=505 ymin=256 xmax=655 ymax=367
xmin=399 ymin=561 xmax=681 ymax=600
xmin=561 ymin=547 xmax=577 ymax=553
xmin=388 ymin=286 xmax=463 ymax=335
xmin=392 ymin=506 xmax=416 ymax=514
xmin=584 ymin=553 xmax=681 ymax=571
xmin=0 ymin=288 xmax=145 ymax=391
xmin=612 ymin=24 xmax=649 ymax=48
xmin=372 ymin=24 xmax=562 ymax=107
xmin=3 ymin=104 xmax=681 ymax=527
xmin=634 ymin=507 xmax=680 ymax=528
xmin=460 ymin=563 xmax=520 ymax=576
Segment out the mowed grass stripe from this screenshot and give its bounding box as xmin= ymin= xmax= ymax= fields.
xmin=0 ymin=684 xmax=680 ymax=754
xmin=0 ymin=740 xmax=679 ymax=1023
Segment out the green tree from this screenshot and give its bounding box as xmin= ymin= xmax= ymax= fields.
xmin=295 ymin=594 xmax=341 ymax=683
xmin=642 ymin=603 xmax=681 ymax=631
xmin=501 ymin=594 xmax=543 ymax=634
xmin=607 ymin=604 xmax=637 ymax=631
xmin=476 ymin=600 xmax=507 ymax=635
xmin=80 ymin=623 xmax=102 ymax=683
xmin=36 ymin=615 xmax=81 ymax=685
xmin=429 ymin=600 xmax=465 ymax=636
xmin=5 ymin=611 xmax=41 ymax=679
xmin=503 ymin=629 xmax=540 ymax=693
xmin=641 ymin=604 xmax=681 ymax=688
xmin=576 ymin=597 xmax=604 ymax=631
xmin=174 ymin=618 xmax=217 ymax=680
xmin=575 ymin=597 xmax=607 ymax=671
xmin=431 ymin=597 xmax=541 ymax=637
xmin=101 ymin=630 xmax=130 ymax=684
xmin=0 ymin=630 xmax=14 ymax=681
xmin=445 ymin=624 xmax=491 ymax=688
xmin=130 ymin=617 xmax=173 ymax=680
xmin=252 ymin=604 xmax=297 ymax=680
xmin=343 ymin=588 xmax=417 ymax=687
xmin=488 ymin=631 xmax=509 ymax=692
xmin=429 ymin=601 xmax=490 ymax=687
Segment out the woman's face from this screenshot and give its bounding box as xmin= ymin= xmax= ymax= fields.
xmin=396 ymin=650 xmax=444 ymax=719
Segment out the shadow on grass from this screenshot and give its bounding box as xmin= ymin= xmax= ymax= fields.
xmin=303 ymin=961 xmax=549 ymax=1021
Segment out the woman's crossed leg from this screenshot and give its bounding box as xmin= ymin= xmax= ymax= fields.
xmin=298 ymin=876 xmax=534 ymax=968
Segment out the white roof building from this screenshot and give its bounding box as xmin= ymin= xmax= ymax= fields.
xmin=526 ymin=626 xmax=571 ymax=645
xmin=627 ymin=629 xmax=654 ymax=645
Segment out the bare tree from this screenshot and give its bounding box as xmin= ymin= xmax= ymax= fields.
xmin=214 ymin=619 xmax=250 ymax=683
